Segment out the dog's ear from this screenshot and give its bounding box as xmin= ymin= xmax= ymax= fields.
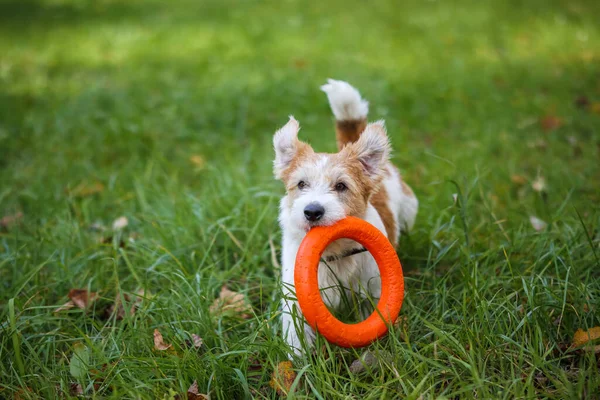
xmin=273 ymin=116 xmax=306 ymax=180
xmin=345 ymin=121 xmax=390 ymax=180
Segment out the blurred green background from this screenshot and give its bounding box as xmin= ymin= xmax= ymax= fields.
xmin=1 ymin=0 xmax=599 ymax=398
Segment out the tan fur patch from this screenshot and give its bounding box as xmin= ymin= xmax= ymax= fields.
xmin=370 ymin=183 xmax=397 ymax=244
xmin=279 ymin=142 xmax=316 ymax=184
xmin=335 ymin=119 xmax=367 ymax=150
xmin=401 ymin=181 xmax=415 ymax=198
xmin=331 ymin=153 xmax=373 ymax=218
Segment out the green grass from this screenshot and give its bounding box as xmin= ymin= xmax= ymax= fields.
xmin=1 ymin=0 xmax=599 ymax=398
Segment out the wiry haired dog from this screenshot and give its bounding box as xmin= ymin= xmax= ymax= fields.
xmin=273 ymin=79 xmax=418 ymax=356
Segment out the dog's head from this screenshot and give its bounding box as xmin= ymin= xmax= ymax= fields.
xmin=273 ymin=116 xmax=390 ymax=232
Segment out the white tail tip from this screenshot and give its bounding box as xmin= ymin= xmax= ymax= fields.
xmin=321 ymin=79 xmax=369 ymax=121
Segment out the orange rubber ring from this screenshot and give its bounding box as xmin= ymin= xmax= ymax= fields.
xmin=294 ymin=216 xmax=404 ymax=348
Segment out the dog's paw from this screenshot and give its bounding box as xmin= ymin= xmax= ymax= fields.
xmin=321 ymin=79 xmax=369 ymax=121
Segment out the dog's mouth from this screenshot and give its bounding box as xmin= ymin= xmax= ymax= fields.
xmin=302 ymin=219 xmax=338 ymax=232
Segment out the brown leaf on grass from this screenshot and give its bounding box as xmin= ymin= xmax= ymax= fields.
xmin=529 ymin=216 xmax=548 ymax=232
xmin=393 ymin=315 xmax=409 ymax=341
xmin=269 ymin=361 xmax=297 ymax=396
xmin=69 ymin=182 xmax=105 ymax=198
xmin=572 ymin=327 xmax=600 ymax=347
xmin=187 ymin=380 xmax=209 ymax=399
xmin=511 ymin=175 xmax=527 ymax=186
xmin=191 ymin=334 xmax=203 ymax=348
xmin=531 ymin=176 xmax=547 ymax=193
xmin=574 ymin=95 xmax=590 ymax=109
xmin=153 ymin=328 xmax=172 ymax=351
xmin=14 ymin=387 xmax=35 ymax=400
xmin=190 ymin=155 xmax=206 ymax=169
xmin=68 ymin=289 xmax=99 ymax=309
xmin=209 ymin=286 xmax=252 ymax=319
xmin=70 ymin=383 xmax=84 ymax=396
xmin=349 ymin=351 xmax=379 ymax=374
xmin=0 ymin=212 xmax=23 ymax=230
xmin=590 ymin=102 xmax=600 ymax=115
xmin=540 ymin=115 xmax=562 ymax=132
xmin=107 ymin=293 xmax=135 ymax=320
xmin=112 ymin=216 xmax=129 ymax=230
xmin=293 ymin=58 xmax=307 ymax=69
xmin=108 ymin=289 xmax=147 ymax=319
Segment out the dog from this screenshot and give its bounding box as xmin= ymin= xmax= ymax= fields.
xmin=273 ymin=79 xmax=418 ymax=356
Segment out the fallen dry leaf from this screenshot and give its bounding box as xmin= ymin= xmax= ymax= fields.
xmin=153 ymin=328 xmax=172 ymax=351
xmin=293 ymin=58 xmax=307 ymax=69
xmin=540 ymin=115 xmax=562 ymax=132
xmin=574 ymin=95 xmax=590 ymax=109
xmin=69 ymin=289 xmax=99 ymax=309
xmin=349 ymin=351 xmax=379 ymax=374
xmin=190 ymin=154 xmax=206 ymax=169
xmin=209 ymin=286 xmax=252 ymax=319
xmin=511 ymin=175 xmax=527 ymax=186
xmin=0 ymin=212 xmax=23 ymax=230
xmin=187 ymin=380 xmax=209 ymax=400
xmin=572 ymin=327 xmax=600 ymax=347
xmin=69 ymin=182 xmax=105 ymax=198
xmin=529 ymin=216 xmax=548 ymax=232
xmin=393 ymin=315 xmax=409 ymax=341
xmin=191 ymin=334 xmax=203 ymax=348
xmin=14 ymin=387 xmax=35 ymax=400
xmin=269 ymin=361 xmax=297 ymax=396
xmin=532 ymin=176 xmax=547 ymax=193
xmin=107 ymin=292 xmax=138 ymax=320
xmin=591 ymin=102 xmax=600 ymax=115
xmin=71 ymin=383 xmax=84 ymax=396
xmin=112 ymin=216 xmax=129 ymax=230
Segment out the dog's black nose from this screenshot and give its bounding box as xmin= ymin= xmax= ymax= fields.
xmin=304 ymin=202 xmax=325 ymax=222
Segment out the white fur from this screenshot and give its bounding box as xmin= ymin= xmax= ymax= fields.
xmin=284 ymin=155 xmax=347 ymax=231
xmin=279 ymin=200 xmax=385 ymax=357
xmin=276 ymin=80 xmax=418 ymax=358
xmin=321 ymin=79 xmax=369 ymax=121
xmin=273 ymin=116 xmax=300 ymax=179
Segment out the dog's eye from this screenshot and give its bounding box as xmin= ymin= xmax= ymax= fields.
xmin=334 ymin=182 xmax=347 ymax=192
xmin=298 ymin=181 xmax=307 ymax=190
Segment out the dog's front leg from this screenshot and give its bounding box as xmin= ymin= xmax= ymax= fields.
xmin=280 ymin=236 xmax=315 ymax=357
xmin=280 ymin=295 xmax=315 ymax=357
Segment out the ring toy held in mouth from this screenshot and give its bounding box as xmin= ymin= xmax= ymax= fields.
xmin=294 ymin=216 xmax=404 ymax=348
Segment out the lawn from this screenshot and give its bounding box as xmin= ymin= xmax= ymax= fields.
xmin=1 ymin=0 xmax=599 ymax=398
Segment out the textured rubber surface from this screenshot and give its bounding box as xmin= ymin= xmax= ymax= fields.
xmin=294 ymin=216 xmax=404 ymax=348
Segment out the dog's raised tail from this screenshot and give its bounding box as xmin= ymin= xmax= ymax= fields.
xmin=321 ymin=79 xmax=369 ymax=150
